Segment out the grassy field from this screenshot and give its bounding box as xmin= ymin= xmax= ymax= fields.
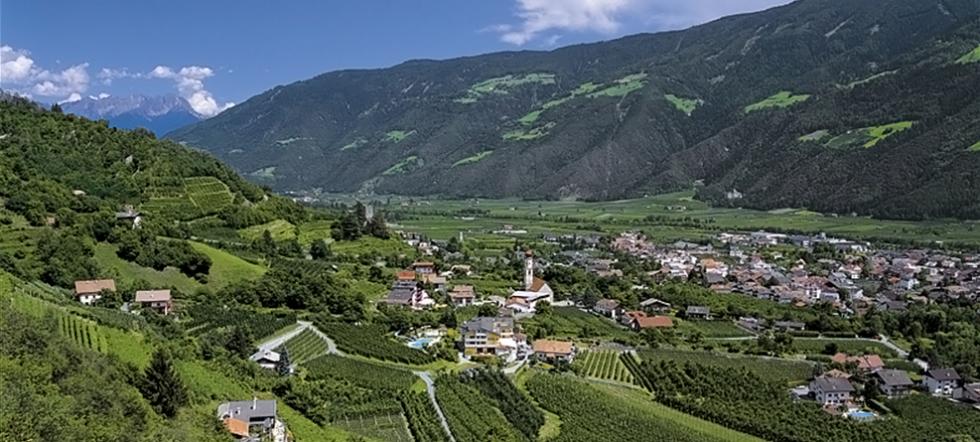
xmin=591 ymin=382 xmax=765 ymax=442
xmin=956 ymin=44 xmax=980 ymax=64
xmin=522 ymin=307 xmax=632 ymax=340
xmin=744 ymin=91 xmax=810 ymax=113
xmin=387 ymin=190 xmax=980 ymax=247
xmin=383 ymin=156 xmax=422 ymax=175
xmin=680 ymin=320 xmax=753 ymax=338
xmin=296 ymin=220 xmax=335 ymax=245
xmin=336 ymin=414 xmax=412 ymax=442
xmin=329 ymin=236 xmax=413 ymax=256
xmin=638 ymin=348 xmax=813 ymax=386
xmin=665 ymin=94 xmax=702 ymax=115
xmin=383 ymin=130 xmax=416 ymax=143
xmin=188 ymin=241 xmax=266 ymax=287
xmin=452 ymin=150 xmax=494 ymax=167
xmin=93 ymin=243 xmax=203 ymax=293
xmin=455 ymin=73 xmax=556 ymax=103
xmin=239 ymin=219 xmax=297 ymax=242
xmin=787 ymin=338 xmax=899 ymax=358
xmin=502 ymin=122 xmax=554 ymax=141
xmin=824 ymin=121 xmax=914 ymax=149
xmin=970 ymin=141 xmax=980 ymax=152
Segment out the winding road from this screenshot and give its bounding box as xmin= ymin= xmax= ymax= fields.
xmin=414 ymin=371 xmax=456 ymax=442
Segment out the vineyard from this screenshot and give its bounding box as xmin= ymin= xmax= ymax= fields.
xmin=401 ymin=392 xmax=451 ymax=442
xmin=282 ymin=329 xmax=329 ymax=363
xmin=787 ymin=338 xmax=899 ymax=358
xmin=184 ymin=176 xmax=235 ymax=215
xmin=637 ymin=349 xmax=813 ymax=385
xmin=316 ymin=320 xmax=436 ymax=365
xmin=575 ymin=350 xmax=634 ymax=384
xmin=336 ymin=414 xmax=413 ymax=442
xmin=435 ymin=375 xmax=527 ymax=442
xmin=141 ymin=176 xmax=234 ymax=220
xmin=526 ymin=373 xmax=738 ymax=442
xmin=184 ymin=303 xmax=296 ymax=338
xmin=628 ymin=358 xmax=980 ymax=442
xmin=304 ymin=354 xmax=418 ymax=391
xmin=59 ymin=313 xmax=109 ymax=353
xmin=459 ymin=369 xmax=544 ymax=440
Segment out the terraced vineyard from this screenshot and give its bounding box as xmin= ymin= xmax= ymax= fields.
xmin=576 ymin=350 xmax=634 ymax=384
xmin=636 ymin=349 xmax=812 ymax=386
xmin=282 ymin=328 xmax=330 ymax=363
xmin=59 ymin=313 xmax=110 ymax=353
xmin=305 ymin=354 xmax=418 ymax=391
xmin=184 ymin=176 xmax=234 ymax=214
xmin=316 ymin=321 xmax=436 ymax=365
xmin=141 ymin=176 xmax=235 ymax=220
xmin=184 ymin=303 xmax=296 ymax=338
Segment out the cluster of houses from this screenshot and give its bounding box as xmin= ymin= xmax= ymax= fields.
xmin=805 ymin=355 xmax=979 ymax=415
xmin=610 ymin=231 xmax=980 ymax=315
xmin=73 ymin=278 xmax=174 ymax=315
xmin=592 ymin=298 xmax=679 ymax=330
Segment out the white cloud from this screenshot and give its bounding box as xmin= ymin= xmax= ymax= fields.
xmin=59 ymin=92 xmax=82 ymax=104
xmin=1 ymin=45 xmax=90 ymax=99
xmin=147 ymin=65 xmax=233 ymax=117
xmin=492 ymin=0 xmax=791 ymax=45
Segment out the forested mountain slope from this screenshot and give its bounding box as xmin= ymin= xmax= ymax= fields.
xmin=169 ymin=0 xmax=980 ymax=219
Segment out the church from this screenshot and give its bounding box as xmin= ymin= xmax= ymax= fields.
xmin=505 ymin=250 xmax=553 ymax=314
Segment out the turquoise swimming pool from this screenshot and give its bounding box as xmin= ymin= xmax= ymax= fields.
xmin=408 ymin=337 xmax=436 ymax=349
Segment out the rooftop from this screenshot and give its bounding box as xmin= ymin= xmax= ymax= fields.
xmin=74 ymin=279 xmax=116 ymax=295
xmin=532 ymin=339 xmax=574 ymax=355
xmin=134 ymin=289 xmax=171 ymax=303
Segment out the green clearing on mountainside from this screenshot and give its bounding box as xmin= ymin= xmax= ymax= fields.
xmin=455 ymin=73 xmax=556 ymax=103
xmin=839 ymin=70 xmax=898 ymax=89
xmin=93 ymin=243 xmax=203 ymax=293
xmin=798 ymin=129 xmax=830 ymax=142
xmin=238 ymin=219 xmax=297 ymax=242
xmin=188 ymin=240 xmax=266 ymax=288
xmin=342 ymin=137 xmax=369 ymax=150
xmin=383 ymin=155 xmax=423 ymax=175
xmin=969 ymin=141 xmax=980 ymax=152
xmin=503 ymin=122 xmax=555 ymax=141
xmin=587 ymin=73 xmax=649 ymax=98
xmin=744 ymin=91 xmax=811 ymax=113
xmin=956 ymin=44 xmax=980 ymax=64
xmin=824 ymin=121 xmax=914 ymax=149
xmin=452 ymin=150 xmax=494 ymax=167
xmin=383 ymin=130 xmax=416 ymax=143
xmin=665 ymin=94 xmax=702 ymax=115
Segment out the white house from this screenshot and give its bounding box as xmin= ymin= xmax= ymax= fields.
xmin=810 ymin=376 xmax=854 ymax=406
xmin=74 ymin=279 xmax=116 ymax=305
xmin=923 ymin=368 xmax=961 ymax=396
xmin=249 ymin=349 xmax=281 ymax=370
xmin=876 ymin=369 xmax=914 ymax=398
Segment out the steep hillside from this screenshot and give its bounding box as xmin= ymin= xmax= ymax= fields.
xmin=170 ymin=0 xmax=980 ymax=219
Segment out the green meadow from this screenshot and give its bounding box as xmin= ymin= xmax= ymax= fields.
xmin=744 ymin=91 xmax=810 ymax=113
xmin=452 ymin=150 xmax=494 ymax=167
xmin=383 ymin=155 xmax=422 ymax=175
xmin=956 ymin=44 xmax=980 ymax=64
xmin=189 ymin=241 xmax=266 ymax=287
xmin=665 ymin=94 xmax=702 ymax=115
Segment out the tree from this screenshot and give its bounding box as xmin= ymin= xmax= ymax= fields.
xmin=535 ymin=301 xmax=552 ymax=316
xmin=276 ymin=348 xmax=292 ymax=376
xmin=863 ymin=377 xmax=880 ymax=402
xmin=478 ymin=303 xmax=499 ymax=317
xmin=253 ymin=229 xmax=277 ymax=256
xmin=366 ymin=213 xmax=389 ymax=239
xmin=140 ymin=349 xmax=188 ymax=418
xmin=227 ymin=325 xmax=255 ymax=359
xmin=310 ymin=239 xmax=332 ymax=260
xmin=823 ymin=342 xmax=840 ymax=355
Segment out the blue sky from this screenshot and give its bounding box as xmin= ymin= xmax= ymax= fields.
xmin=2 ymin=0 xmax=789 ymax=116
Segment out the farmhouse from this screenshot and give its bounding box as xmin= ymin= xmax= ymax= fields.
xmin=134 ymin=289 xmax=173 ymax=315
xmin=686 ymin=305 xmax=711 ymax=320
xmin=383 ymin=281 xmax=434 ymax=310
xmin=532 ymin=339 xmax=575 ymax=363
xmin=74 ymin=279 xmax=116 ymax=305
xmin=412 ymin=261 xmax=436 ymax=275
xmin=593 ymin=299 xmax=622 ymax=319
xmin=809 ymin=375 xmax=854 ymax=406
xmin=831 ymin=353 xmax=885 ymax=372
xmin=627 ymin=312 xmax=673 ymax=330
xmin=955 ymin=383 xmax=980 ymax=403
xmin=639 ymin=298 xmax=671 ymax=313
xmin=115 ymin=205 xmax=143 ymax=229
xmin=876 ymin=369 xmax=914 ymax=397
xmin=923 ymin=368 xmax=961 ymax=396
xmin=216 ymin=398 xmax=285 ymax=441
xmin=460 ymin=316 xmax=517 ymax=360
xmin=449 ymin=285 xmax=476 ymax=307
xmin=249 ymin=349 xmax=281 ymax=370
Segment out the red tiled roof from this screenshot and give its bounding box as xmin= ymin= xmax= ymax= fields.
xmin=636 ymin=315 xmax=673 ymax=328
xmin=74 ymin=279 xmax=116 ymax=295
xmin=533 ymin=339 xmax=574 ymax=355
xmin=135 ymin=290 xmax=171 ymax=303
xmin=529 ymin=277 xmax=547 ymax=292
xmin=223 ymin=418 xmax=250 ymax=438
xmin=396 ymin=271 xmax=417 ymax=281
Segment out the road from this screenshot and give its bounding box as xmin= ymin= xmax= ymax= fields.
xmin=414 ymin=371 xmax=456 ymax=442
xmin=254 ymin=321 xmax=344 ymax=370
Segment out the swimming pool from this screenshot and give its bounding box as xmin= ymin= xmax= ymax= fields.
xmin=407 ymin=337 xmax=438 ymax=349
xmin=847 ymin=410 xmax=876 ymax=421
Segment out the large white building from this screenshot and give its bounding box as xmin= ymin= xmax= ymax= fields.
xmin=506 ymin=250 xmax=553 ymax=314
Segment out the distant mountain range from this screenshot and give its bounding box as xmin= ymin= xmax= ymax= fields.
xmin=169 ymin=0 xmax=980 ymax=219
xmin=63 ymin=94 xmax=203 ymax=135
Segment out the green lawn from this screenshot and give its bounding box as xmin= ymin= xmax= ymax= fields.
xmin=680 ymin=320 xmax=753 ymax=338
xmin=956 ymin=44 xmax=980 ymax=64
xmin=787 ymin=338 xmax=899 ymax=358
xmin=188 ymin=241 xmax=266 ymax=287
xmin=383 ymin=156 xmax=422 ymax=175
xmin=664 ymin=94 xmax=702 ymax=116
xmin=744 ymin=91 xmax=810 ymax=113
xmin=93 ymin=243 xmax=203 ymax=293
xmin=824 ymin=121 xmax=914 ymax=149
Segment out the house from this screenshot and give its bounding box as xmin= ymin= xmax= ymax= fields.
xmin=74 ymin=279 xmax=116 ymax=305
xmin=460 ymin=316 xmax=517 ymax=359
xmin=686 ymin=306 xmax=711 ymax=320
xmin=876 ymin=369 xmax=914 ymax=397
xmin=412 ymin=261 xmax=436 ymax=275
xmin=532 ymin=339 xmax=575 ymax=363
xmin=809 ymin=376 xmax=855 ymax=406
xmin=449 ymin=285 xmax=476 ymax=307
xmin=216 ymin=398 xmax=284 ymax=441
xmin=115 ymin=205 xmax=143 ymax=229
xmin=631 ymin=314 xmax=674 ymax=330
xmin=831 ymin=353 xmax=885 ymax=372
xmin=450 ymin=264 xmax=473 ymax=276
xmin=924 ymin=368 xmax=961 ymax=396
xmin=620 ymin=310 xmax=647 ymax=327
xmin=420 ymin=274 xmax=447 ymax=291
xmin=249 ymin=349 xmax=281 ymax=370
xmin=593 ymin=299 xmax=622 ymax=319
xmin=772 ymin=321 xmax=806 ymax=332
xmin=383 ymin=281 xmax=434 ymax=310
xmin=396 ymin=270 xmax=417 ymax=282
xmin=639 ymin=298 xmax=671 ymax=313
xmin=134 ymin=289 xmax=173 ymax=315
xmin=954 ymin=383 xmax=980 ymax=403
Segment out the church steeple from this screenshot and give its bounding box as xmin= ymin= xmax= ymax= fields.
xmin=524 ymin=249 xmax=534 ymax=290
